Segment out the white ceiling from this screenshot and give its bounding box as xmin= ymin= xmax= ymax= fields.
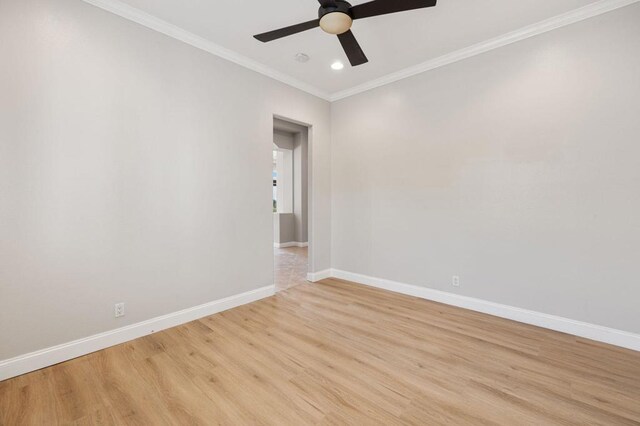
xmin=110 ymin=0 xmax=604 ymax=97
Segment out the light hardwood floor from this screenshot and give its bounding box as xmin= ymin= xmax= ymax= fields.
xmin=1 ymin=278 xmax=639 ymax=425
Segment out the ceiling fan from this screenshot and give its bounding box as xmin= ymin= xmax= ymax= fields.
xmin=254 ymin=0 xmax=437 ymax=67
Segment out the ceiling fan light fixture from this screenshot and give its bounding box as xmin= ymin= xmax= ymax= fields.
xmin=319 ymin=12 xmax=353 ymax=35
xmin=331 ymin=61 xmax=345 ymax=70
xmin=253 ymin=0 xmax=438 ymax=67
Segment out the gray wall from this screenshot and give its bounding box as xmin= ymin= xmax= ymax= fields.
xmin=273 ymin=213 xmax=295 ymax=245
xmin=0 ymin=0 xmax=331 ymax=360
xmin=331 ymin=4 xmax=640 ymax=334
xmin=273 ymin=130 xmax=294 ymax=151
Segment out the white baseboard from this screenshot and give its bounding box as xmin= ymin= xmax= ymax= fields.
xmin=307 ymin=269 xmax=332 ymax=283
xmin=0 ymin=285 xmax=275 ymax=382
xmin=274 ymin=241 xmax=308 ymax=248
xmin=5 ymin=270 xmax=637 ymax=382
xmin=330 ymin=269 xmax=640 ymax=352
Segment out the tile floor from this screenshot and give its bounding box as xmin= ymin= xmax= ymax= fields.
xmin=274 ymin=246 xmax=308 ymax=292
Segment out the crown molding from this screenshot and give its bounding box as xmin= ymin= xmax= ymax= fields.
xmin=82 ymin=0 xmax=638 ymax=104
xmin=81 ymin=0 xmax=333 ymax=101
xmin=329 ymin=0 xmax=640 ymax=101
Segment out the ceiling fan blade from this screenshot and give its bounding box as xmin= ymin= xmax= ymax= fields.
xmin=318 ymin=0 xmax=338 ymax=7
xmin=337 ymin=30 xmax=368 ymax=66
xmin=254 ymin=19 xmax=320 ymax=42
xmin=350 ymin=0 xmax=437 ymax=20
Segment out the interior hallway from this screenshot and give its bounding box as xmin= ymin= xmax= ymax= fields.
xmin=274 ymin=246 xmax=308 ymax=292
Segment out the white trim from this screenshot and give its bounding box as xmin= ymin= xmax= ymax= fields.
xmin=330 ymin=0 xmax=640 ymax=101
xmin=307 ymin=269 xmax=332 ymax=283
xmin=81 ymin=0 xmax=639 ymax=103
xmin=0 ymin=285 xmax=275 ymax=382
xmin=330 ymin=269 xmax=640 ymax=352
xmin=274 ymin=241 xmax=308 ymax=248
xmin=80 ymin=0 xmax=332 ymax=101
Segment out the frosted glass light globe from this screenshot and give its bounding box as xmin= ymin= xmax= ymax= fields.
xmin=319 ymin=12 xmax=353 ymax=35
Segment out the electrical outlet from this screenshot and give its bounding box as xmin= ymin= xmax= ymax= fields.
xmin=452 ymin=276 xmax=460 ymax=287
xmin=114 ymin=303 xmax=125 ymax=318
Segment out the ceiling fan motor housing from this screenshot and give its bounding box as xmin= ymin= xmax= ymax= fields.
xmin=318 ymin=0 xmax=353 ymax=35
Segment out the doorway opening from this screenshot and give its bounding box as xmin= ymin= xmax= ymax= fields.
xmin=272 ymin=117 xmax=310 ymax=292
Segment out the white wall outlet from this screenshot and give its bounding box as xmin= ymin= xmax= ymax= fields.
xmin=114 ymin=303 xmax=125 ymax=318
xmin=452 ymin=276 xmax=460 ymax=287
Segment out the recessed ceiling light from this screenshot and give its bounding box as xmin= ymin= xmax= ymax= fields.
xmin=331 ymin=61 xmax=344 ymax=71
xmin=294 ymin=53 xmax=310 ymax=63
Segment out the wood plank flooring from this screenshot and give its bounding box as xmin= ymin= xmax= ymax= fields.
xmin=1 ymin=278 xmax=640 ymax=425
